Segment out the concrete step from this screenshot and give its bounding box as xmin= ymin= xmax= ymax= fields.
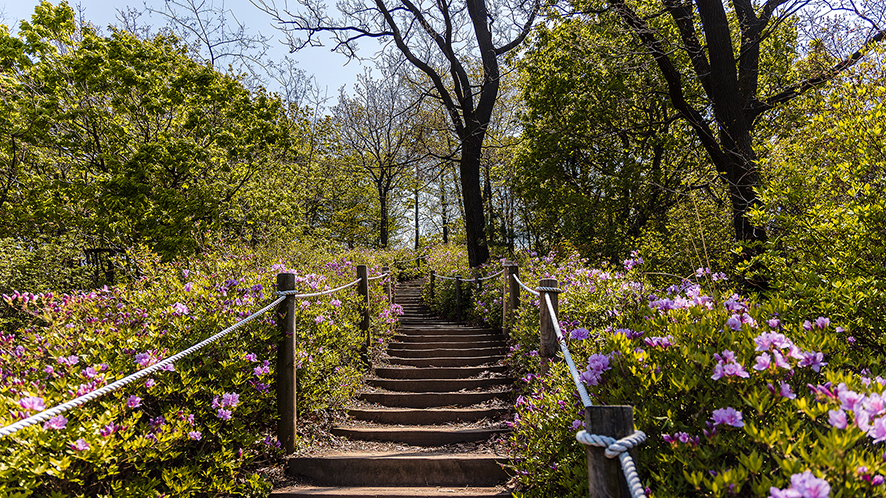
xmin=388 ymin=340 xmax=506 ymax=350
xmin=358 ymin=391 xmax=510 ymax=408
xmin=393 ymin=334 xmax=505 ymax=344
xmin=271 ymin=485 xmax=510 ymax=497
xmin=347 ymin=408 xmax=510 ymax=424
xmin=388 ymin=356 xmax=505 ymax=368
xmin=387 ymin=347 xmax=507 ymax=359
xmin=367 ymin=378 xmax=513 ymax=392
xmin=329 ymin=426 xmax=510 ymax=446
xmin=286 ymin=453 xmax=508 ymax=487
xmin=374 ymin=366 xmax=507 ymax=379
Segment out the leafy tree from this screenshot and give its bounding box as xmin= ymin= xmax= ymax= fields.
xmin=570 ymin=0 xmax=886 ymax=255
xmin=255 ymin=0 xmax=541 ymax=267
xmin=513 ymin=14 xmax=706 ymax=260
xmin=0 ymin=2 xmax=296 ymax=260
xmin=748 ymin=54 xmax=886 ymax=349
xmin=333 ymin=66 xmax=426 ymax=248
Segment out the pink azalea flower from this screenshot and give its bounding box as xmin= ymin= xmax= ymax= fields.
xmin=711 ymin=407 xmax=744 ymax=427
xmin=71 ymin=438 xmax=90 ymax=451
xmin=126 ymin=395 xmax=141 ymax=408
xmin=754 ymin=353 xmax=772 ymax=371
xmin=814 ymin=317 xmax=830 ymax=329
xmin=19 ymin=396 xmax=45 ymax=412
xmin=43 ymin=415 xmax=67 ymax=430
xmin=790 ymin=470 xmax=831 ymax=498
xmin=216 ymin=408 xmax=232 ymax=420
xmin=828 ymin=409 xmax=848 ymax=429
xmin=188 ymin=431 xmax=202 ymax=440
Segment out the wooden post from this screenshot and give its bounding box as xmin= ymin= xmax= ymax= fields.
xmin=429 ymin=270 xmax=436 ymax=302
xmin=538 ymin=277 xmax=560 ymax=375
xmin=505 ymin=264 xmax=519 ymax=336
xmin=455 ymin=275 xmax=462 ymax=320
xmin=585 ymin=406 xmax=635 ymax=498
xmin=357 ymin=265 xmax=370 ymax=366
xmin=382 ymin=266 xmax=392 ymax=304
xmin=276 ymin=273 xmax=297 ymax=453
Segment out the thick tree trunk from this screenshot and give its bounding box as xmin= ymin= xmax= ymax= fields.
xmin=460 ymin=131 xmax=490 ymax=267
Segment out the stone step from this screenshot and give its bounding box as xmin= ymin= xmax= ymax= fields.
xmin=330 ymin=426 xmax=510 ymax=446
xmin=347 ymin=407 xmax=510 ymax=424
xmin=374 ymin=366 xmax=507 ymax=379
xmin=366 ymin=378 xmax=513 ymax=392
xmin=387 ymin=347 xmax=507 ymax=359
xmin=388 ymin=356 xmax=505 ymax=368
xmin=388 ymin=340 xmax=506 ymax=350
xmin=271 ymin=485 xmax=510 ymax=497
xmin=358 ymin=391 xmax=510 ymax=408
xmin=286 ymin=453 xmax=508 ymax=487
xmin=393 ymin=334 xmax=505 ymax=344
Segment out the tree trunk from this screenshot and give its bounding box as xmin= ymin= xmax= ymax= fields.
xmin=441 ymin=174 xmax=449 ymax=244
xmin=460 ymin=131 xmax=490 ymax=267
xmin=379 ymin=189 xmax=389 ymax=248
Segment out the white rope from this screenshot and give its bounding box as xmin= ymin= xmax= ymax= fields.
xmin=512 ymin=274 xmax=540 ymax=295
xmin=544 ymin=293 xmax=593 ymax=407
xmin=0 ymin=296 xmax=286 ymax=438
xmin=475 ymin=269 xmax=505 ymax=281
xmin=276 ymin=279 xmax=361 ymax=297
xmin=576 ymin=430 xmax=648 ymax=498
xmin=436 ymin=274 xmax=460 ymax=280
xmin=390 ymin=255 xmax=423 ymax=264
xmin=367 ymin=273 xmax=389 ymax=281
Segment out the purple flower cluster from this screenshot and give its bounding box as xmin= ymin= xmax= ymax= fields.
xmin=769 ymin=470 xmax=830 ymax=498
xmin=644 ymin=336 xmax=674 ymax=348
xmin=662 ymin=432 xmax=699 ymax=446
xmin=580 ymin=354 xmax=611 ymax=386
xmin=711 ymin=407 xmax=744 ymax=427
xmin=711 ymin=350 xmax=750 ymax=380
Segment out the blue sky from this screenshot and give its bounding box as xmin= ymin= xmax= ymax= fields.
xmin=1 ymin=0 xmax=369 ymax=100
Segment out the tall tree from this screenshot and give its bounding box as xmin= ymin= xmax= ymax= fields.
xmin=333 ymin=66 xmax=426 ymax=247
xmin=255 ymin=0 xmax=540 ymax=267
xmin=570 ymin=0 xmax=886 ymax=254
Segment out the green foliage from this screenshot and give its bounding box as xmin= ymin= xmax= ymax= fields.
xmin=498 ymin=252 xmax=886 ymax=497
xmin=747 ymin=55 xmax=886 ymax=350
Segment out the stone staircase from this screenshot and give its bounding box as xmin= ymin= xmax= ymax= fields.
xmin=271 ymin=279 xmax=514 ymax=497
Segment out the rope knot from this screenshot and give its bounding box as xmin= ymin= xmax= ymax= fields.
xmin=575 ymin=430 xmax=648 ymax=498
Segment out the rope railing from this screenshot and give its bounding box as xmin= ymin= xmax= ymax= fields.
xmin=542 ymin=293 xmax=593 ymax=408
xmin=366 ymin=272 xmax=389 ymax=281
xmin=512 ymin=273 xmax=540 ymax=295
xmin=0 ymin=295 xmax=286 ymax=438
xmin=389 ymin=254 xmax=424 ymax=265
xmin=475 ymin=269 xmax=504 ymax=281
xmin=276 ymin=278 xmax=361 ymax=297
xmin=537 ymin=284 xmax=647 ymax=498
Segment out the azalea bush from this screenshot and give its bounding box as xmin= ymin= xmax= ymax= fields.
xmin=452 ymin=250 xmax=885 ymax=497
xmin=0 ymin=242 xmax=402 ymax=497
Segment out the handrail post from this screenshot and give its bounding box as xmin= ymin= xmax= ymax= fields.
xmin=504 ymin=263 xmax=518 ymax=336
xmin=357 ymin=265 xmax=370 ymax=367
xmin=538 ymin=277 xmax=560 ymax=375
xmin=276 ymin=273 xmax=297 ymax=453
xmin=429 ymin=270 xmax=436 ymax=302
xmin=455 ymin=275 xmax=462 ymax=320
xmin=586 ymin=405 xmax=636 ymax=498
xmin=381 ymin=266 xmax=392 ymax=304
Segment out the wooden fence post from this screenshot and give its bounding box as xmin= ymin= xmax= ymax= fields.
xmin=455 ymin=275 xmax=462 ymax=320
xmin=429 ymin=270 xmax=436 ymax=302
xmin=276 ymin=273 xmax=297 ymax=453
xmin=503 ymin=263 xmax=518 ymax=336
xmin=538 ymin=277 xmax=560 ymax=375
xmin=357 ymin=265 xmax=370 ymax=366
xmin=382 ymin=266 xmax=392 ymax=304
xmin=585 ymin=406 xmax=635 ymax=498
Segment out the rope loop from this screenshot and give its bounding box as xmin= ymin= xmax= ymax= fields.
xmin=576 ymin=430 xmax=648 ymax=498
